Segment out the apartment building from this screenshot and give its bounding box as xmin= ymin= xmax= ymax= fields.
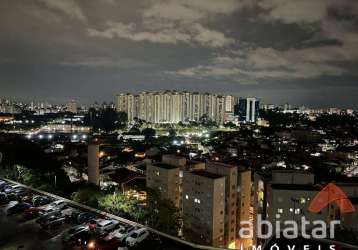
xmin=206 ymin=162 xmax=238 ymax=247
xmin=253 ymin=170 xmax=323 ymax=245
xmin=146 ymin=162 xmax=180 ymax=208
xmin=237 ymin=168 xmax=252 ymax=249
xmin=116 ymin=91 xmax=238 ymax=125
xmin=182 ymin=170 xmax=226 ymax=248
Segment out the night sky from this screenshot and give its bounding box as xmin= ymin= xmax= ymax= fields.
xmin=0 ymin=0 xmax=357 ymax=108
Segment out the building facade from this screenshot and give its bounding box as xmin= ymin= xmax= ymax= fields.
xmin=182 ymin=170 xmax=226 ymax=248
xmin=116 ymin=91 xmax=238 ymax=125
xmin=146 ymin=162 xmax=180 ymax=208
xmin=206 ymin=162 xmax=238 ymax=247
xmin=88 ymin=143 xmax=100 ymax=186
xmin=236 ymin=97 xmax=260 ymax=123
xmin=253 ymin=170 xmax=325 ymax=246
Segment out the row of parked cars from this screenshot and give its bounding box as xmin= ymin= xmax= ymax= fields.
xmin=0 ymin=179 xmax=151 ymax=249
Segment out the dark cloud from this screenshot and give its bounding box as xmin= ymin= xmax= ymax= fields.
xmin=0 ymin=0 xmax=357 ymax=108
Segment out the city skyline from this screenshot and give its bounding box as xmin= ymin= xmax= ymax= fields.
xmin=0 ymin=0 xmax=358 ymax=108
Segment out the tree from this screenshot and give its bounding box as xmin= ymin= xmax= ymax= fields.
xmin=168 ymin=127 xmax=176 ymax=138
xmin=84 ymin=108 xmax=128 ymax=132
xmin=71 ymin=184 xmax=103 ymax=208
xmin=260 ymin=109 xmax=307 ymax=127
xmin=178 ymin=121 xmax=186 ymax=128
xmin=0 ymin=138 xmax=75 ymax=197
xmin=127 ymin=127 xmax=141 ymax=135
xmin=224 ymin=122 xmax=237 ymax=128
xmin=98 ymin=192 xmax=139 ymax=217
xmin=99 ymin=108 xmax=122 ymax=132
xmin=314 ymin=114 xmax=358 ymax=128
xmin=84 ymin=107 xmax=97 ymax=128
xmin=117 ymin=111 xmax=128 ymax=126
xmin=145 ymin=188 xmax=181 ymax=236
xmin=199 ymin=114 xmax=217 ymax=127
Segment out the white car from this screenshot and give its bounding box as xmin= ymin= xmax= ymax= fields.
xmin=125 ymin=228 xmax=149 ymax=247
xmin=61 ymin=207 xmax=77 ymax=217
xmin=39 ymin=206 xmax=61 ymax=217
xmin=96 ymin=219 xmax=119 ymax=233
xmin=47 ymin=200 xmax=66 ymax=210
xmin=110 ymin=225 xmax=136 ymax=241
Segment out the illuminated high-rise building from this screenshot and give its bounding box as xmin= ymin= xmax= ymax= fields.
xmin=236 ymin=97 xmax=259 ymax=123
xmin=116 ymin=91 xmax=238 ymax=125
xmin=67 ymin=100 xmax=77 ymax=114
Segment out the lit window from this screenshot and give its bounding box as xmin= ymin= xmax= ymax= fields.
xmin=185 ymin=195 xmax=189 ymax=200
xmin=300 ymin=198 xmax=306 ymax=204
xmin=277 ymin=208 xmax=283 ymax=214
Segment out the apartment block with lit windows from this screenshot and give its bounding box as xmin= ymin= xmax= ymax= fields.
xmin=182 ymin=170 xmax=226 ymax=248
xmin=146 ymin=162 xmax=180 ymax=208
xmin=116 ymin=91 xmax=236 ymax=125
xmin=253 ymin=170 xmax=324 ymax=245
xmin=236 ymin=168 xmax=252 ymax=249
xmin=206 ymin=162 xmax=238 ymax=247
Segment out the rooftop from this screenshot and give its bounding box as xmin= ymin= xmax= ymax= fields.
xmin=272 ymin=169 xmax=312 ymax=174
xmin=152 ymin=162 xmax=179 ymax=170
xmin=190 ymin=170 xmax=223 ymax=180
xmin=207 ymin=161 xmax=236 ymax=168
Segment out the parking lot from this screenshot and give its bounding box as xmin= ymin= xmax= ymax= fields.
xmin=0 ymin=178 xmax=198 ymax=250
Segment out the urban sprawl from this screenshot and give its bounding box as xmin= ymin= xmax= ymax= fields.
xmin=0 ymin=91 xmax=357 ymax=250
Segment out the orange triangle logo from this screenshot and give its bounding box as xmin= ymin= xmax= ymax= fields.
xmin=308 ymin=183 xmax=355 ymax=214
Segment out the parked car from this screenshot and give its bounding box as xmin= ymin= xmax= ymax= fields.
xmin=5 ymin=185 xmax=23 ymax=192
xmin=47 ymin=200 xmax=66 ymax=210
xmin=7 ymin=202 xmax=32 ymax=215
xmin=21 ymin=195 xmax=33 ymax=204
xmin=3 ymin=186 xmax=13 ymax=194
xmin=69 ymin=230 xmax=92 ymax=246
xmin=88 ymin=236 xmax=121 ymax=250
xmin=88 ymin=219 xmax=100 ymax=230
xmin=0 ymin=180 xmax=7 ymax=190
xmin=69 ymin=229 xmax=104 ymax=247
xmin=125 ymin=228 xmax=149 ymax=247
xmin=62 ymin=225 xmax=89 ymax=243
xmin=0 ymin=192 xmax=9 ymax=206
xmin=110 ymin=225 xmax=136 ymax=242
xmin=23 ymin=207 xmax=42 ymax=220
xmin=32 ymin=195 xmax=51 ymax=207
xmin=95 ymin=219 xmax=120 ymax=233
xmin=39 ymin=214 xmax=66 ymax=229
xmin=117 ymin=240 xmax=129 ymax=250
xmin=7 ymin=193 xmax=19 ymax=201
xmin=61 ymin=207 xmax=77 ymax=218
xmin=0 ymin=183 xmax=11 ymax=192
xmin=38 ymin=206 xmax=62 ymax=217
xmin=12 ymin=188 xmax=29 ymax=199
xmin=73 ymin=212 xmax=97 ymax=224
